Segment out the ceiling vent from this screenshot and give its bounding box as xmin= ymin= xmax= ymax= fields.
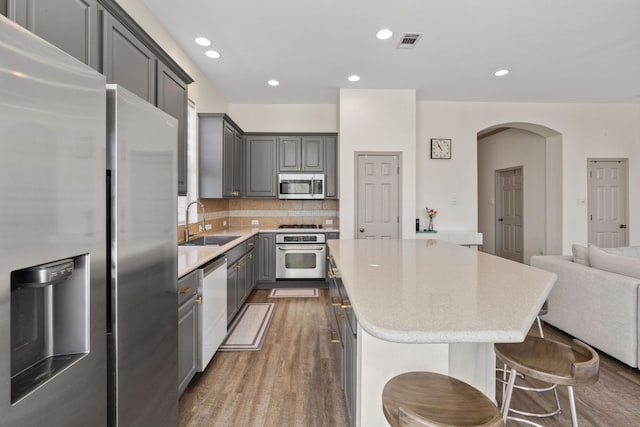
xmin=397 ymin=32 xmax=423 ymax=49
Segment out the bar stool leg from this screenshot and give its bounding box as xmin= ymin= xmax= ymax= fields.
xmin=501 ymin=367 xmax=517 ymax=423
xmin=568 ymin=385 xmax=579 ymax=427
xmin=536 ymin=316 xmax=545 ymax=337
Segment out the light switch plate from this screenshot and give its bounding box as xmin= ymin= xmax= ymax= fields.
xmin=251 ymin=219 xmax=259 ymax=225
xmin=325 ymin=219 xmax=333 ymax=225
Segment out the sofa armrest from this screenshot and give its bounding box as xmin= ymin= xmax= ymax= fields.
xmin=531 ymin=255 xmax=640 ymax=368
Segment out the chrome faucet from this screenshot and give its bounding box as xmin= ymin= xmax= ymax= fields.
xmin=184 ymin=200 xmax=206 ymax=242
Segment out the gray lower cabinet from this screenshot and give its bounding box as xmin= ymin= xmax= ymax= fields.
xmin=157 ymin=61 xmax=188 ymax=195
xmin=325 ymin=136 xmax=338 ymax=198
xmin=8 ymin=0 xmax=100 ymax=70
xmin=226 ymin=261 xmax=239 ymax=324
xmin=245 ymin=136 xmax=277 ymax=198
xmin=328 ymin=253 xmax=357 ymax=427
xmin=256 ymin=233 xmax=276 ymax=283
xmin=178 ymin=270 xmax=199 ymax=396
xmin=225 ymin=239 xmax=256 ymax=324
xmin=199 ymin=114 xmax=244 ymax=198
xmin=102 ymin=10 xmax=156 ymax=104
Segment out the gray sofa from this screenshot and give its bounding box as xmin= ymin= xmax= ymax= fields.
xmin=531 ymin=244 xmax=640 ymax=369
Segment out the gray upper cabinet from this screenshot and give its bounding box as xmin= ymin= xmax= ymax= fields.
xmin=102 ymin=10 xmax=156 ymax=104
xmin=199 ymin=114 xmax=243 ymax=198
xmin=3 ymin=0 xmax=193 ymax=195
xmin=157 ymin=62 xmax=188 ymax=195
xmin=278 ymin=136 xmax=301 ymax=172
xmin=277 ymin=135 xmax=325 ymax=172
xmin=325 ymin=136 xmax=338 ymax=198
xmin=245 ymin=135 xmax=277 ymax=198
xmin=301 ymin=136 xmax=324 ymax=171
xmin=7 ymin=0 xmax=100 ymax=70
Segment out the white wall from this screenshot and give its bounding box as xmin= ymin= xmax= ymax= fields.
xmin=478 ymin=129 xmax=546 ymax=263
xmin=117 ymin=0 xmax=228 ymax=113
xmin=227 ymin=104 xmax=337 ymax=132
xmin=417 ymin=102 xmax=640 ymax=253
xmin=339 ymin=89 xmax=417 ymax=239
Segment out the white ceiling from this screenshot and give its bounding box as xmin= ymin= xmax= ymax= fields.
xmin=144 ymin=0 xmax=640 ymax=105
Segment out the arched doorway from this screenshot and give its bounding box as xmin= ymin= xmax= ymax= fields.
xmin=477 ymin=122 xmax=563 ymax=264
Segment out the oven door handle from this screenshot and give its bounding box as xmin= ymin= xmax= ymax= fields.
xmin=277 ymin=245 xmax=325 ymax=251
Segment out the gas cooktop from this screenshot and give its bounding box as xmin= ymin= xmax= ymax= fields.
xmin=278 ymin=224 xmax=323 ymax=229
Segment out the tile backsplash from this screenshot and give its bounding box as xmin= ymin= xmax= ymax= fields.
xmin=178 ymin=198 xmax=339 ymax=241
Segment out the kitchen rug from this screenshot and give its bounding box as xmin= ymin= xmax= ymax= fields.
xmin=218 ymin=303 xmax=275 ymax=352
xmin=268 ymin=288 xmax=319 ymax=298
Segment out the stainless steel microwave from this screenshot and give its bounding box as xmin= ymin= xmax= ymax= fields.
xmin=278 ymin=173 xmax=324 ymax=199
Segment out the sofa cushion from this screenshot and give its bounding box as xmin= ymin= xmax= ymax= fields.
xmin=572 ymin=244 xmax=590 ymax=266
xmin=589 ymin=244 xmax=640 ymax=279
xmin=602 ymin=245 xmax=640 ymax=259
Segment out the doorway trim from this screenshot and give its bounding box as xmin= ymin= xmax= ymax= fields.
xmin=354 ymin=151 xmax=402 ymax=239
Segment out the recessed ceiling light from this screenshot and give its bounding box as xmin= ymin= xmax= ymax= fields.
xmin=348 ymin=75 xmax=360 ymax=82
xmin=494 ymin=69 xmax=510 ymax=77
xmin=195 ymin=37 xmax=211 ymax=47
xmin=376 ymin=29 xmax=393 ymax=40
xmin=267 ymin=79 xmax=280 ymax=86
xmin=205 ymin=50 xmax=221 ymax=59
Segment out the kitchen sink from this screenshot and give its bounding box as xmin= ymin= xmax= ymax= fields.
xmin=180 ymin=235 xmax=240 ymax=247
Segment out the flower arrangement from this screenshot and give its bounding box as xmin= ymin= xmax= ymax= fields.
xmin=425 ymin=207 xmax=438 ymax=231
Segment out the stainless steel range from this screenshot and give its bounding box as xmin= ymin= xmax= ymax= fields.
xmin=275 ymin=231 xmax=326 ymax=279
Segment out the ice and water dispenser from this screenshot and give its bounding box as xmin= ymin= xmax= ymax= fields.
xmin=10 ymin=254 xmax=89 ymax=403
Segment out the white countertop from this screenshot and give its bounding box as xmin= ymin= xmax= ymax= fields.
xmin=328 ymin=239 xmax=556 ymax=344
xmin=178 ymin=227 xmax=340 ymax=277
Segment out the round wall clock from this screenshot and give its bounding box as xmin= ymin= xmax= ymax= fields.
xmin=430 ymin=138 xmax=451 ymax=159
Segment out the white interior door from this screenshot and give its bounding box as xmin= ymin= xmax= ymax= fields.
xmin=356 ymin=154 xmax=400 ymax=239
xmin=496 ymin=167 xmax=523 ymax=262
xmin=588 ymin=160 xmax=628 ymax=247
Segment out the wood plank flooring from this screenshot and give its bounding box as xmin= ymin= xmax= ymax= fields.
xmin=180 ymin=289 xmax=640 ymax=426
xmin=179 ymin=289 xmax=349 ymax=427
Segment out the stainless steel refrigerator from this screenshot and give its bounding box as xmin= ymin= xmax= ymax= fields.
xmin=106 ymin=85 xmax=178 ymax=427
xmin=0 ymin=16 xmax=108 ymax=427
xmin=1 ymin=16 xmax=179 ymax=427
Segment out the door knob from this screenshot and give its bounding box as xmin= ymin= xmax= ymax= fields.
xmin=359 ymin=228 xmax=365 ymax=232
xmin=620 ymin=224 xmax=628 ymax=229
xmin=498 ymin=218 xmax=504 ymax=222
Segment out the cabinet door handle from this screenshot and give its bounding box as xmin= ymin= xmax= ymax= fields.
xmin=330 ymin=331 xmax=340 ymax=343
xmin=341 ymin=299 xmax=351 ymax=309
xmin=620 ymin=224 xmax=628 ymax=229
xmin=195 ymin=296 xmax=202 ymax=305
xmin=179 ymin=287 xmax=192 ymax=295
xmin=331 ymin=296 xmax=341 ymax=306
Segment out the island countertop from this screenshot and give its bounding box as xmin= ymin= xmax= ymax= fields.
xmin=328 ymin=239 xmax=556 ymax=344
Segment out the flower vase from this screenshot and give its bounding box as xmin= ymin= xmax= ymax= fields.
xmin=427 ymin=217 xmax=434 ymax=232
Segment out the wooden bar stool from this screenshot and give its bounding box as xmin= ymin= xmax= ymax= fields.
xmin=382 ymin=371 xmax=504 ymax=427
xmin=495 ymin=336 xmax=599 ymax=427
xmin=496 ymin=301 xmax=562 ymax=419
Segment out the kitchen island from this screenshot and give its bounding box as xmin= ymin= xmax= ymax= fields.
xmin=327 ymin=239 xmax=556 ymax=427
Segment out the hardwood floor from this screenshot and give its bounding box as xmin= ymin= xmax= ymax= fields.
xmin=179 ymin=289 xmax=349 ymax=427
xmin=180 ymin=289 xmax=640 ymax=426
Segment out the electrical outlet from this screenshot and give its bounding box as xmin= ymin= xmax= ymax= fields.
xmin=325 ymin=219 xmax=333 ymax=225
xmin=251 ymin=219 xmax=259 ymax=225
xmin=223 ymin=220 xmax=227 ymax=226
xmin=205 ymin=224 xmax=212 ymax=230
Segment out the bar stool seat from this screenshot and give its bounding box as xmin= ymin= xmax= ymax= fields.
xmin=495 ymin=336 xmax=599 ymax=426
xmin=382 ymin=371 xmax=504 ymax=427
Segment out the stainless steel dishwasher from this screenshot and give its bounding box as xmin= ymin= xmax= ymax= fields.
xmin=197 ymin=256 xmax=228 ymax=372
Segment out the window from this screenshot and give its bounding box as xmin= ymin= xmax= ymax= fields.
xmin=178 ymin=99 xmax=198 ymax=224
